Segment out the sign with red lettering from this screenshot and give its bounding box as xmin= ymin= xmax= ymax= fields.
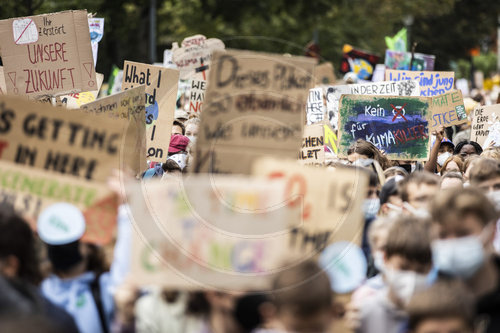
xmin=0 ymin=94 xmax=142 ymax=183
xmin=0 ymin=10 xmax=96 ymax=99
xmin=338 ymin=94 xmax=432 ymax=160
xmin=189 ymin=79 xmax=206 ymax=114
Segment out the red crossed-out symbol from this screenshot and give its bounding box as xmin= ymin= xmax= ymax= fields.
xmin=391 ymin=103 xmax=408 ymax=122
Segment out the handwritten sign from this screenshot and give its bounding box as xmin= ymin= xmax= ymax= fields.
xmin=0 ymin=67 xmax=6 ymax=94
xmin=314 ymin=62 xmax=336 ymax=85
xmin=470 ymin=104 xmax=500 ymax=147
xmin=127 ymin=176 xmax=301 ymax=290
xmin=338 ymin=94 xmax=431 ymax=160
xmin=385 ymin=70 xmax=455 ymax=97
xmin=0 ymin=160 xmax=117 ymax=245
xmin=0 ymin=94 xmax=141 ymax=183
xmin=0 ymin=10 xmax=96 ymax=98
xmin=56 ymin=73 xmax=104 ymax=109
xmin=306 ymin=87 xmax=325 ymax=124
xmin=300 ymin=124 xmax=325 ymax=165
xmin=325 ymin=80 xmax=420 ymax=130
xmin=430 ymin=90 xmax=466 ymax=130
xmin=253 ymin=157 xmax=368 ymax=248
xmin=171 ymin=34 xmax=225 ymax=80
xmin=193 ymin=49 xmax=315 ymax=174
xmin=122 ymin=61 xmax=179 ymax=162
xmin=384 ymin=50 xmax=435 ymax=71
xmin=189 ymin=79 xmax=206 ymax=113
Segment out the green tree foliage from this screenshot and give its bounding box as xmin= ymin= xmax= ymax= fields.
xmin=0 ymin=0 xmax=498 ymax=78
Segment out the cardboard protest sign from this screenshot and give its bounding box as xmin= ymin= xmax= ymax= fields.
xmin=253 ymin=157 xmax=368 ymax=247
xmin=300 ymin=124 xmax=325 ymax=165
xmin=470 ymin=104 xmax=500 ymax=148
xmin=0 ymin=94 xmax=141 ymax=183
xmin=80 ymin=85 xmax=146 ymax=173
xmin=0 ymin=160 xmax=117 ymax=245
xmin=385 ymin=70 xmax=455 ymax=97
xmin=122 ymin=61 xmax=179 ymax=162
xmin=306 ymin=87 xmax=325 ymax=124
xmin=127 ymin=176 xmax=301 ymax=290
xmin=193 ymin=49 xmax=316 ymax=174
xmin=56 ymin=73 xmax=104 ymax=109
xmin=162 ymin=49 xmax=177 ymax=69
xmin=325 ymin=80 xmax=420 ymax=131
xmin=0 ymin=67 xmax=6 ymax=94
xmin=384 ymin=50 xmax=435 ymax=71
xmin=88 ymin=17 xmax=104 ymax=67
xmin=189 ymin=79 xmax=206 ymax=114
xmin=0 ymin=10 xmax=96 ymax=98
xmin=171 ymin=34 xmax=225 ymax=80
xmin=314 ymin=62 xmax=336 ymax=85
xmin=340 ymin=44 xmax=380 ymax=81
xmin=338 ymin=95 xmax=431 ymax=160
xmin=430 ymin=90 xmax=467 ymax=130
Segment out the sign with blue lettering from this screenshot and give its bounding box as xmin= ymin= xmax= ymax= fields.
xmin=385 ymin=69 xmax=454 ymax=97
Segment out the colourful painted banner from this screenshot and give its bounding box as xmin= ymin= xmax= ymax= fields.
xmin=338 ymin=95 xmax=431 ymax=160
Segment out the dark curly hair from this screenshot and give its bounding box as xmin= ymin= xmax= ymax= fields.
xmin=0 ymin=204 xmax=42 ymax=285
xmin=453 ymin=140 xmax=483 ymax=157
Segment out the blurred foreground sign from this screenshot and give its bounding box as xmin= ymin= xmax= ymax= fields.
xmin=0 ymin=10 xmax=96 ymax=98
xmin=127 ymin=176 xmax=302 ymax=290
xmin=193 ymin=49 xmax=315 ymax=174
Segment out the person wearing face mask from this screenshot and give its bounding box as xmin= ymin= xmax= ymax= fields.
xmin=184 ymin=117 xmax=200 ymax=145
xmin=398 ymin=171 xmax=439 ymax=218
xmin=424 ymin=125 xmax=451 ymax=174
xmin=361 ymin=171 xmax=381 ymax=261
xmin=355 ymin=216 xmax=433 ymax=333
xmin=430 ymin=188 xmax=500 ymax=333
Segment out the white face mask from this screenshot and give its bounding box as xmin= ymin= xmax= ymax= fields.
xmin=186 ymin=135 xmax=196 ymax=144
xmin=432 ymin=235 xmax=485 ymax=278
xmin=363 ymin=198 xmax=380 ymax=220
xmin=437 ymin=151 xmax=452 ymax=167
xmin=403 ymin=202 xmax=430 ymax=219
xmin=385 ymin=268 xmax=428 ymax=305
xmin=373 ymin=251 xmax=385 ymax=272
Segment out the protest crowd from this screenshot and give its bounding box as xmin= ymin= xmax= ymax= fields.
xmin=1 ymin=6 xmax=500 ymax=333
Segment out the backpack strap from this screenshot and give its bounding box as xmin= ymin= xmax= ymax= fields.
xmin=90 ymin=274 xmax=109 ymax=333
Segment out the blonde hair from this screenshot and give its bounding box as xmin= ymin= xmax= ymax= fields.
xmin=481 ymin=147 xmax=500 ymax=161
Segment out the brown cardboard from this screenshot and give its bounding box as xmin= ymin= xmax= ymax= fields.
xmin=57 ymin=73 xmax=104 ymax=109
xmin=0 ymin=67 xmax=6 ymax=94
xmin=299 ymin=124 xmax=325 ymax=165
xmin=314 ymin=62 xmax=336 ymax=85
xmin=0 ymin=10 xmax=96 ymax=98
xmin=253 ymin=157 xmax=368 ymax=248
xmin=122 ymin=61 xmax=179 ymax=163
xmin=0 ymin=94 xmax=142 ymax=183
xmin=429 ymin=90 xmax=466 ymax=130
xmin=80 ymin=85 xmax=146 ymax=173
xmin=193 ymin=49 xmax=316 ymax=174
xmin=0 ymin=160 xmax=117 ymax=245
xmin=127 ymin=176 xmax=301 ymax=290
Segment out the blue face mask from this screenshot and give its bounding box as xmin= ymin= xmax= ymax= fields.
xmin=363 ymin=198 xmax=380 ymax=220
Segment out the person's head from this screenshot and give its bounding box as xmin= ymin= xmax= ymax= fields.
xmin=234 ymin=293 xmax=271 ymax=332
xmin=463 ymin=154 xmax=481 ymax=183
xmin=162 ymin=153 xmax=187 ymax=174
xmin=172 ymin=120 xmax=186 ymax=135
xmin=378 ymin=178 xmax=403 ymax=216
xmin=383 ymin=216 xmax=433 ymax=307
xmin=440 ymin=155 xmax=463 ymax=176
xmin=362 ymin=171 xmax=381 ymax=220
xmin=383 ymin=166 xmax=408 ymax=181
xmin=407 ymin=280 xmax=474 ymax=333
xmin=168 ymin=134 xmax=190 ymax=155
xmin=438 ymin=140 xmax=455 ymax=155
xmin=439 ymin=172 xmax=463 ymax=190
xmin=184 ymin=117 xmax=200 ymax=143
xmin=481 ymin=147 xmax=500 ymax=161
xmin=453 ymin=140 xmax=483 ymax=160
xmin=0 ymin=204 xmax=41 ymax=285
xmin=368 ymin=217 xmax=396 ymax=271
xmin=174 ymin=109 xmax=189 ymax=123
xmin=430 ymin=188 xmax=498 ymax=278
xmin=469 ymin=158 xmax=500 ymax=193
xmin=272 ymin=260 xmax=333 ymax=333
xmin=399 ymin=172 xmax=440 ymax=211
xmin=347 ymin=139 xmax=392 ymax=170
